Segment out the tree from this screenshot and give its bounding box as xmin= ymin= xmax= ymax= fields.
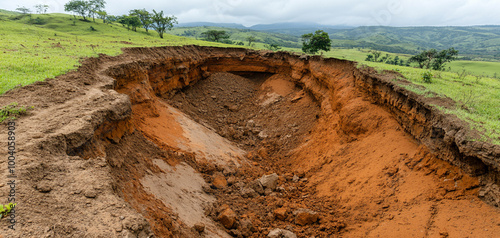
xmin=201 ymin=30 xmax=230 ymax=42
xmin=64 ymin=0 xmax=90 ymax=20
xmin=16 ymin=6 xmax=31 ymax=15
xmin=301 ymin=30 xmax=331 ymax=54
xmin=432 ymin=48 xmax=459 ymax=70
xmin=409 ymin=48 xmax=458 ymax=70
xmin=88 ymin=0 xmax=106 ymax=22
xmin=95 ymin=10 xmax=107 ymax=23
xmin=151 ymin=10 xmax=177 ymax=39
xmin=246 ymin=36 xmax=256 ymax=46
xmin=118 ymin=15 xmax=141 ymax=31
xmin=130 ymin=9 xmax=152 ymax=32
xmin=127 ymin=16 xmax=141 ymax=31
xmin=265 ymin=44 xmax=281 ymax=51
xmin=34 ymin=4 xmax=49 ymax=14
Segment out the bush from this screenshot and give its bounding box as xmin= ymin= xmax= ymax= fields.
xmin=422 ymin=71 xmax=433 ymax=83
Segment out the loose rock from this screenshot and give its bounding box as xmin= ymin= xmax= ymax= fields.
xmin=293 ymin=208 xmax=318 ymax=226
xmin=259 ymin=173 xmax=279 ymax=190
xmin=268 ymin=228 xmax=297 ymax=238
xmin=218 ymin=207 xmax=237 ymax=229
xmin=273 ymin=207 xmax=288 ymax=221
xmin=193 ymin=222 xmax=205 ymax=233
xmin=212 ymin=173 xmax=228 ymax=189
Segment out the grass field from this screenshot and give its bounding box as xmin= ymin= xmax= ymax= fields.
xmin=0 ymin=13 xmax=227 ymax=94
xmin=0 ymin=12 xmax=499 ymax=144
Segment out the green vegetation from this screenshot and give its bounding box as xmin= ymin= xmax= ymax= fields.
xmin=409 ymin=48 xmax=458 ymax=70
xmin=169 ymin=26 xmax=301 ymax=49
xmin=0 ymin=13 xmax=228 ymax=94
xmin=150 ymin=10 xmax=177 ymax=39
xmin=0 ymin=203 xmax=16 ymax=218
xmin=0 ymin=103 xmax=32 ymax=123
xmin=327 ymin=26 xmax=500 ymax=61
xmin=201 ymin=30 xmax=231 ymax=43
xmin=301 ymin=30 xmax=331 ymax=54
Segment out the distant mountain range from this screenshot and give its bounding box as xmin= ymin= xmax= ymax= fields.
xmin=177 ymin=22 xmax=353 ymax=35
xmin=176 ymin=22 xmax=500 ymax=60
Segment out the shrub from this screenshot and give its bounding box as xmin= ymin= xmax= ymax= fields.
xmin=422 ymin=71 xmax=433 ymax=83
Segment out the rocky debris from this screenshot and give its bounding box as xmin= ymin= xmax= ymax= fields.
xmin=249 ymin=180 xmax=265 ymax=195
xmin=273 ymin=207 xmax=288 ymax=221
xmin=259 ymin=173 xmax=279 ymax=190
xmin=292 ymin=175 xmax=300 ymax=182
xmin=240 ymin=186 xmax=259 ymax=198
xmin=268 ymin=228 xmax=297 ymax=238
xmin=293 ymin=208 xmax=318 ymax=226
xmin=239 ymin=218 xmax=254 ymax=236
xmin=193 ymin=222 xmax=205 ymax=233
xmin=212 ymin=173 xmax=228 ymax=189
xmin=218 ymin=207 xmax=237 ymax=229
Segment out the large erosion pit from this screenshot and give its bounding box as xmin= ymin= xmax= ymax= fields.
xmin=0 ymin=45 xmax=499 ymax=237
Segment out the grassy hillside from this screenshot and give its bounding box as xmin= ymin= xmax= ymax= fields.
xmin=0 ymin=13 xmax=229 ymax=94
xmin=170 ymin=26 xmax=301 ymax=48
xmin=329 ymin=26 xmax=500 ymax=61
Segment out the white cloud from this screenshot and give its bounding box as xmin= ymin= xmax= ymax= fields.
xmin=1 ymin=0 xmax=499 ymax=26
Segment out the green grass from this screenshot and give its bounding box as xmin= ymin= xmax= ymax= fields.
xmin=353 ymin=58 xmax=500 ymax=144
xmin=169 ymin=26 xmax=301 ymax=48
xmin=0 ymin=13 xmax=228 ymax=94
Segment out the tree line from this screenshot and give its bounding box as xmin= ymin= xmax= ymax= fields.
xmin=63 ymin=0 xmax=177 ymax=38
xmin=365 ymin=48 xmax=459 ymax=71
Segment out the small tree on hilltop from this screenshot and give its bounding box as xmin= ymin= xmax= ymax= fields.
xmin=16 ymin=6 xmax=31 ymax=15
xmin=151 ymin=10 xmax=177 ymax=39
xmin=301 ymin=30 xmax=331 ymax=54
xmin=64 ymin=0 xmax=90 ymax=20
xmin=246 ymin=36 xmax=256 ymax=46
xmin=34 ymin=4 xmax=49 ymax=14
xmin=130 ymin=9 xmax=152 ymax=32
xmin=201 ymin=30 xmax=230 ymax=42
xmin=88 ymin=0 xmax=106 ymax=22
xmin=409 ymin=48 xmax=458 ymax=70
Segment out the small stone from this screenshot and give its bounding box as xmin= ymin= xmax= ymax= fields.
xmin=114 ymin=223 xmax=123 ymax=232
xmin=293 ymin=208 xmax=318 ymax=226
xmin=120 ymin=216 xmax=125 ymax=220
xmin=227 ymin=176 xmax=236 ymax=185
xmin=84 ymin=190 xmax=97 ymax=198
xmin=274 ymin=207 xmax=288 ymax=220
xmin=193 ymin=222 xmax=205 ymax=233
xmin=36 ymin=181 xmax=52 ymax=193
xmin=239 ymin=218 xmax=253 ymax=234
xmin=250 ymin=180 xmax=265 ymax=195
xmin=212 ymin=173 xmax=228 ymax=189
xmin=259 ymin=173 xmax=279 ymax=190
xmin=292 ymin=175 xmax=300 ymax=182
xmin=218 ymin=208 xmax=237 ymax=229
xmin=268 ymin=228 xmax=297 ymax=238
xmin=241 ymin=186 xmax=259 ymax=198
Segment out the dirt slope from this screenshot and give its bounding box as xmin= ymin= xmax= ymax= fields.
xmin=0 ymin=45 xmax=498 ymax=237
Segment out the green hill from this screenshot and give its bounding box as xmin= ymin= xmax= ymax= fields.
xmin=328 ymin=26 xmax=500 ymax=61
xmin=169 ymin=26 xmax=302 ymax=48
xmin=0 ymin=12 xmax=228 ymax=94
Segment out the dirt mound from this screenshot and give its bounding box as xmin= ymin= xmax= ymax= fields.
xmin=0 ymin=45 xmax=499 ymax=237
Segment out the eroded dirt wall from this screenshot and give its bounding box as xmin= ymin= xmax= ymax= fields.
xmin=108 ymin=46 xmax=499 ymax=198
xmin=1 ymin=45 xmax=498 ymax=238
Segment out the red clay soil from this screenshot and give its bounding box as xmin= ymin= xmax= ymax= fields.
xmin=0 ymin=45 xmax=498 ymax=238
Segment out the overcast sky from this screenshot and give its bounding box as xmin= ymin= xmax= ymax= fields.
xmin=2 ymin=0 xmax=499 ymax=27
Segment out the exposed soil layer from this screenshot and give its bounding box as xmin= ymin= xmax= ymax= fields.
xmin=0 ymin=45 xmax=499 ymax=237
